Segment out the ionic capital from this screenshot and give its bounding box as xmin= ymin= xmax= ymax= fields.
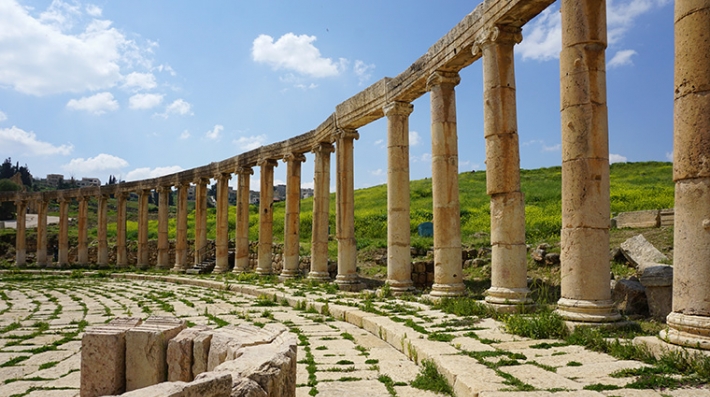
xmin=257 ymin=158 xmax=279 ymax=168
xmin=14 ymin=200 xmax=26 ymax=207
xmin=383 ymin=101 xmax=414 ymax=118
xmin=235 ymin=166 xmax=254 ymax=176
xmin=194 ymin=177 xmax=210 ymax=186
xmin=283 ymin=153 xmax=307 ymax=164
xmin=117 ymin=191 xmax=130 ymax=200
xmin=214 ymin=172 xmax=232 ymax=182
xmin=334 ymin=128 xmax=360 ymax=142
xmin=312 ymin=142 xmax=335 ymax=155
xmin=472 ymin=25 xmax=522 ymax=56
xmin=177 ymin=181 xmax=192 ymax=188
xmin=426 ymin=70 xmax=461 ymax=91
xmin=157 ymin=185 xmax=172 ymax=194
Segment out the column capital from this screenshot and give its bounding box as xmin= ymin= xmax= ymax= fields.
xmin=177 ymin=181 xmax=191 ymax=188
xmin=117 ymin=191 xmax=130 ymax=200
xmin=283 ymin=153 xmax=307 ymax=164
xmin=312 ymin=142 xmax=335 ymax=155
xmin=235 ymin=166 xmax=254 ymax=175
xmin=156 ymin=185 xmax=172 ymax=193
xmin=14 ymin=199 xmax=26 ymax=207
xmin=257 ymin=158 xmax=279 ymax=168
xmin=426 ymin=70 xmax=461 ymax=91
xmin=472 ymin=25 xmax=522 ymax=56
xmin=383 ymin=101 xmax=414 ymax=117
xmin=334 ymin=128 xmax=360 ymax=142
xmin=214 ymin=172 xmax=232 ymax=181
xmin=194 ymin=177 xmax=210 ymax=186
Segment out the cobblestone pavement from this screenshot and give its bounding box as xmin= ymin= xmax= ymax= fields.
xmin=0 ymin=272 xmax=708 ymax=397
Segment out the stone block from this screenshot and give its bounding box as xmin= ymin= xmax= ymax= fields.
xmin=168 ymin=326 xmax=212 ymax=382
xmin=615 ymin=210 xmax=660 ymax=229
xmin=184 ymin=372 xmax=232 ymax=397
xmin=125 ymin=316 xmax=186 ymax=391
xmin=192 ymin=331 xmax=213 ymax=377
xmin=640 ymin=265 xmax=673 ymax=321
xmin=80 ymin=317 xmax=142 ymax=397
xmin=620 ymin=234 xmax=669 ymax=272
xmin=612 ymin=277 xmax=648 ymax=316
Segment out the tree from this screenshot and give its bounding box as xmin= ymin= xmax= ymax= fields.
xmin=0 ymin=179 xmax=21 ymax=219
xmin=107 ymin=175 xmax=117 ymax=185
xmin=0 ymin=158 xmax=32 ymax=189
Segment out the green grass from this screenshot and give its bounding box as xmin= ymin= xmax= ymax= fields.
xmin=410 ymin=360 xmax=454 ymax=396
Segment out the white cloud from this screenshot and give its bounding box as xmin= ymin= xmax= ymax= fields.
xmin=542 ymin=143 xmax=561 ymax=152
xmin=179 ymin=130 xmax=190 ymax=140
xmin=85 ymin=4 xmax=102 ymax=17
xmin=62 ymin=153 xmax=128 ymax=175
xmin=373 ymin=139 xmax=384 ymax=149
xmin=205 ymin=124 xmax=224 ymax=140
xmin=154 ymin=99 xmax=192 ymax=118
xmin=234 ymin=135 xmax=267 ymax=151
xmin=66 ymin=92 xmax=118 ymax=114
xmin=609 ymin=153 xmax=628 ymax=164
xmin=129 ymin=93 xmax=164 ymax=110
xmin=0 ymin=126 xmax=73 ymax=156
xmin=301 ymin=181 xmax=314 ymax=190
xmin=252 ymin=33 xmax=347 ymax=78
xmin=666 ymin=151 xmax=673 ymax=162
xmin=409 ymin=131 xmax=420 ymax=146
xmin=123 ymin=72 xmax=157 ymax=91
xmin=354 ymin=60 xmax=375 ymax=85
xmin=412 ymin=153 xmax=432 ymax=163
xmin=608 ymin=49 xmax=637 ymax=68
xmin=0 ymin=0 xmax=155 ymax=96
xmin=0 ymin=111 xmax=6 ymax=122
xmin=370 ymin=169 xmax=384 ymax=176
xmin=125 ymin=165 xmax=184 ymax=181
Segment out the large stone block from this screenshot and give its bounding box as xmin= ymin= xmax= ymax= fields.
xmin=615 ymin=210 xmax=660 ymax=229
xmin=620 ymin=234 xmax=669 ymax=272
xmin=168 ymin=326 xmax=212 ymax=382
xmin=640 ymin=265 xmax=673 ymax=321
xmin=126 ymin=316 xmax=186 ymax=391
xmin=192 ymin=331 xmax=213 ymax=377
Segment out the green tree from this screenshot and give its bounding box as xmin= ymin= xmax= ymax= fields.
xmin=0 ymin=179 xmax=21 ymax=219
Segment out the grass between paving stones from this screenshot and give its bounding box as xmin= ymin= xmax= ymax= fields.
xmin=410 ymin=359 xmax=454 ymax=396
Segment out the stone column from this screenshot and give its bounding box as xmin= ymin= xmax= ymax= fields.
xmin=194 ymin=178 xmax=209 ymax=265
xmin=281 ymin=153 xmax=306 ymax=280
xmin=58 ymin=198 xmax=69 ymax=267
xmin=97 ymin=194 xmax=109 ymax=267
xmin=35 ymin=199 xmax=48 ymax=267
xmin=214 ymin=172 xmax=232 ymax=273
xmin=116 ymin=192 xmax=128 ymax=267
xmin=173 ymin=183 xmax=189 ymax=272
xmin=335 ymin=129 xmax=362 ymax=291
xmin=256 ymin=159 xmax=278 ymax=275
xmin=157 ymin=186 xmax=171 ymax=269
xmin=137 ymin=189 xmax=150 ymax=269
xmin=77 ymin=196 xmax=89 ymax=266
xmin=661 ymin=0 xmax=710 ymax=349
xmin=309 ymin=142 xmax=334 ymax=281
xmin=475 ymin=26 xmax=532 ymax=310
xmin=556 ymin=0 xmax=620 ymax=324
xmin=384 ymin=101 xmax=415 ymax=294
xmin=427 ymin=70 xmax=465 ymax=297
xmin=234 ymin=167 xmax=253 ymax=273
xmin=14 ymin=200 xmax=26 ymax=267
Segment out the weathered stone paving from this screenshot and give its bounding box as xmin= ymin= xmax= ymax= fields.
xmin=0 ymin=273 xmax=709 ymax=397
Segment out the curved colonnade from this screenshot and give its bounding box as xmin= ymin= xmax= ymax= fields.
xmin=2 ymin=0 xmax=710 ymax=350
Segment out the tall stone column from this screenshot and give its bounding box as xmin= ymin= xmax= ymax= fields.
xmin=281 ymin=153 xmax=306 ymax=280
xmin=173 ymin=183 xmax=189 ymax=272
xmin=58 ymin=198 xmax=69 ymax=267
xmin=256 ymin=159 xmax=278 ymax=275
xmin=194 ymin=178 xmax=209 ymax=265
xmin=475 ymin=26 xmax=532 ymax=310
xmin=556 ymin=0 xmax=620 ymax=324
xmin=384 ymin=101 xmax=415 ymax=294
xmin=157 ymin=186 xmax=171 ymax=269
xmin=234 ymin=167 xmax=253 ymax=273
xmin=214 ymin=173 xmax=232 ymax=273
xmin=77 ymin=196 xmax=89 ymax=266
xmin=427 ymin=70 xmax=465 ymax=297
xmin=137 ymin=189 xmax=150 ymax=269
xmin=97 ymin=194 xmax=109 ymax=267
xmin=335 ymin=129 xmax=361 ymax=291
xmin=116 ymin=192 xmax=128 ymax=267
xmin=309 ymin=143 xmax=334 ymax=281
xmin=14 ymin=200 xmax=26 ymax=267
xmin=36 ymin=199 xmax=48 ymax=267
xmin=661 ymin=0 xmax=710 ymax=349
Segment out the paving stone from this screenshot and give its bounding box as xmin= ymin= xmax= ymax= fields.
xmin=499 ymin=364 xmax=583 ymax=390
xmin=315 ymin=379 xmax=390 ymax=396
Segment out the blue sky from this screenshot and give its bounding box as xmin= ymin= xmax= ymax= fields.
xmin=0 ymin=0 xmax=674 ymax=190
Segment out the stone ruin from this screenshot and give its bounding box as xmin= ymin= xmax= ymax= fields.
xmin=80 ymin=316 xmax=297 ymax=397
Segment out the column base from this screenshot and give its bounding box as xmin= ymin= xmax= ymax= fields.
xmin=170 ymin=267 xmax=187 ymax=274
xmin=485 ymin=287 xmax=534 ymax=313
xmin=386 ymin=279 xmax=415 ymax=296
xmin=336 ymin=274 xmax=364 ymax=292
xmin=556 ymin=297 xmax=621 ymax=324
xmin=212 ymin=266 xmax=230 ymax=274
xmin=279 ymin=270 xmax=301 ymax=281
xmin=661 ymin=312 xmax=710 ymax=350
xmin=308 ymin=271 xmax=331 ymax=282
xmin=430 ymin=282 xmax=466 ymax=298
xmin=255 ymin=268 xmax=272 ymax=276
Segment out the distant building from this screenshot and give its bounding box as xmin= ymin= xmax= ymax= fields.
xmin=187 ymin=185 xmax=196 ymax=201
xmin=46 ymin=174 xmax=64 ymax=187
xmin=301 ymin=188 xmax=314 ymax=199
xmin=77 ymin=177 xmax=101 ymax=188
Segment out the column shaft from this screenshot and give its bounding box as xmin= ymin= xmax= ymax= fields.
xmin=77 ymin=197 xmax=88 ymax=266
xmin=556 ymin=0 xmax=619 ymax=323
xmin=173 ymin=183 xmax=189 ymax=272
xmin=234 ymin=168 xmax=253 ymax=273
xmin=214 ymin=173 xmax=231 ymax=273
xmin=116 ymin=193 xmax=128 ymax=267
xmin=661 ymin=0 xmax=710 ymax=349
xmin=309 ymin=143 xmax=334 ymax=281
xmin=194 ymin=179 xmax=208 ymax=265
xmin=427 ymin=71 xmax=465 ymax=297
xmin=335 ymin=129 xmax=361 ymax=290
xmin=137 ymin=190 xmax=150 ymax=269
xmin=157 ymin=187 xmax=171 ymax=269
xmin=384 ymin=102 xmax=415 ymax=294
xmin=36 ymin=200 xmax=48 ymax=267
xmin=477 ymin=26 xmax=531 ymax=309
xmin=58 ymin=199 xmax=69 ymax=267
xmin=97 ymin=195 xmax=109 ymax=267
xmin=256 ymin=159 xmax=278 ymax=275
xmin=14 ymin=201 xmax=26 ymax=267
xmin=281 ymin=154 xmax=306 ymax=279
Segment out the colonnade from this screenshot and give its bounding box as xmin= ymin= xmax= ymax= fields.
xmin=3 ymin=0 xmax=710 ymax=349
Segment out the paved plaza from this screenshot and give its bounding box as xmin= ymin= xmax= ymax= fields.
xmin=0 ymin=272 xmax=708 ymax=397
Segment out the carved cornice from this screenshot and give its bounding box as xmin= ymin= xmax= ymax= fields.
xmin=235 ymin=166 xmax=254 ymax=176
